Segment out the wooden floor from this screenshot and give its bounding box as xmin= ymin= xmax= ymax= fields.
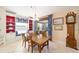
xmin=0 ymin=39 xmax=79 ymax=53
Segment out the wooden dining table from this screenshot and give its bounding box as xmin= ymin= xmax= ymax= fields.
xmin=31 ymin=37 xmax=49 ymax=53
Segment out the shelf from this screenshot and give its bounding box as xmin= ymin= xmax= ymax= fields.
xmin=6 ymin=25 xmax=15 ymax=27
xmin=6 ymin=16 xmax=15 ymax=33
xmin=6 ymin=21 xmax=15 ymax=22
xmin=29 ymin=20 xmax=33 ymax=30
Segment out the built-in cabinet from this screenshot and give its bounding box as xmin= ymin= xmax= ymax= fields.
xmin=6 ymin=16 xmax=15 ymax=33
xmin=5 ymin=15 xmax=16 ymax=45
xmin=29 ymin=20 xmax=33 ymax=30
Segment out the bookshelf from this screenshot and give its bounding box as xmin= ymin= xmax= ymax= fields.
xmin=29 ymin=20 xmax=32 ymax=30
xmin=6 ymin=16 xmax=15 ymax=33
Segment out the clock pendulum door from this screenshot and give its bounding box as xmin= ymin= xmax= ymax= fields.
xmin=66 ymin=24 xmax=77 ymax=49
xmin=66 ymin=12 xmax=77 ymax=50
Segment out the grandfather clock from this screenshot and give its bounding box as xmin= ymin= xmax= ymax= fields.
xmin=66 ymin=12 xmax=77 ymax=49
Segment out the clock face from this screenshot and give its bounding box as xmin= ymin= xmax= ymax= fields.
xmin=67 ymin=16 xmax=74 ymax=23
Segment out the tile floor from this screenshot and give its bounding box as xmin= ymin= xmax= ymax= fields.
xmin=0 ymin=39 xmax=79 ymax=53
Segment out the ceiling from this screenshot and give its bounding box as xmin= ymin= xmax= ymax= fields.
xmin=3 ymin=6 xmax=79 ymax=18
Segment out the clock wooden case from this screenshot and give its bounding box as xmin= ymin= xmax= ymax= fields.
xmin=66 ymin=12 xmax=77 ymax=49
xmin=66 ymin=12 xmax=76 ymax=24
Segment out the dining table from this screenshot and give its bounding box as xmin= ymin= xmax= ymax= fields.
xmin=31 ymin=36 xmax=49 ymax=53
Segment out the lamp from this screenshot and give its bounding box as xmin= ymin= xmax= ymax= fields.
xmin=30 ymin=6 xmax=39 ymax=21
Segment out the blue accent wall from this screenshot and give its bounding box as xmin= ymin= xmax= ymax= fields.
xmin=48 ymin=15 xmax=52 ymax=36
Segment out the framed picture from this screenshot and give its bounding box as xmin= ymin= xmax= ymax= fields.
xmin=54 ymin=25 xmax=63 ymax=30
xmin=53 ymin=17 xmax=64 ymax=25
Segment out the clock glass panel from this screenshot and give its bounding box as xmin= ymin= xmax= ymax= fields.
xmin=67 ymin=16 xmax=74 ymax=22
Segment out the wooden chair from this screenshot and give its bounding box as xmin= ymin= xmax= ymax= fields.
xmin=21 ymin=33 xmax=27 ymax=48
xmin=27 ymin=34 xmax=32 ymax=52
xmin=42 ymin=31 xmax=47 ymax=37
xmin=27 ymin=32 xmax=37 ymax=52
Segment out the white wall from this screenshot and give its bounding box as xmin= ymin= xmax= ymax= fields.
xmin=0 ymin=7 xmax=19 ymax=45
xmin=52 ymin=11 xmax=67 ymax=47
xmin=0 ymin=7 xmax=6 ymax=45
xmin=52 ymin=9 xmax=79 ymax=48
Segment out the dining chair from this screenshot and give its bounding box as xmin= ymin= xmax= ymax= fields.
xmin=42 ymin=31 xmax=47 ymax=37
xmin=27 ymin=32 xmax=37 ymax=52
xmin=21 ymin=33 xmax=27 ymax=48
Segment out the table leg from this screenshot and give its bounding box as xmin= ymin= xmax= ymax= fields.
xmin=38 ymin=45 xmax=41 ymax=53
xmin=47 ymin=41 xmax=49 ymax=49
xmin=24 ymin=41 xmax=26 ymax=48
xmin=31 ymin=46 xmax=33 ymax=53
xmin=28 ymin=46 xmax=29 ymax=52
xmin=31 ymin=41 xmax=33 ymax=53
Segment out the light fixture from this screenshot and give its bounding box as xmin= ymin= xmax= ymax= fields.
xmin=30 ymin=6 xmax=39 ymax=21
